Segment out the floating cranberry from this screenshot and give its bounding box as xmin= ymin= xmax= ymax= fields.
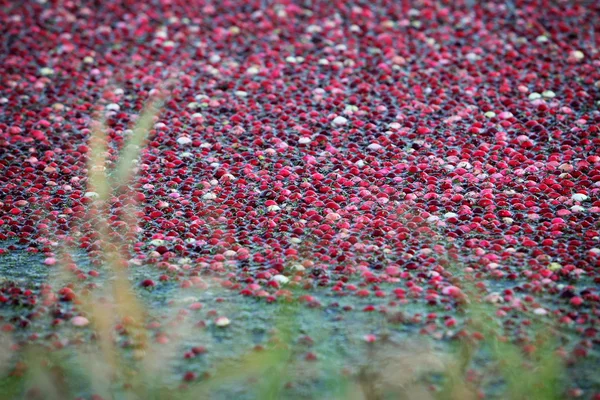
xmin=140 ymin=279 xmax=156 ymax=288
xmin=182 ymin=372 xmax=197 ymax=382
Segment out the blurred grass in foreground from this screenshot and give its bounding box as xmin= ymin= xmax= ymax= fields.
xmin=0 ymin=92 xmax=566 ymax=399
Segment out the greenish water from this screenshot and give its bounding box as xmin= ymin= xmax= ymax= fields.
xmin=1 ymin=247 xmax=599 ymax=399
xmin=0 ymin=247 xmax=443 ymax=399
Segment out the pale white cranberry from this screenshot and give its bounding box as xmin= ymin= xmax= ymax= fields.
xmin=177 ymin=136 xmax=192 ymax=145
xmin=40 ymin=67 xmax=55 ymax=76
xmin=223 ymin=250 xmax=237 ymax=258
xmin=332 ymin=116 xmax=348 ymax=126
xmin=71 ymin=316 xmax=90 ymax=327
xmin=571 ymin=193 xmax=588 ymax=202
xmin=570 ymin=50 xmax=585 ymax=60
xmin=273 ymin=275 xmax=289 ymax=284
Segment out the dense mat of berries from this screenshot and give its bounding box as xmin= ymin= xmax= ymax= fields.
xmin=1 ymin=0 xmax=600 ymax=379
